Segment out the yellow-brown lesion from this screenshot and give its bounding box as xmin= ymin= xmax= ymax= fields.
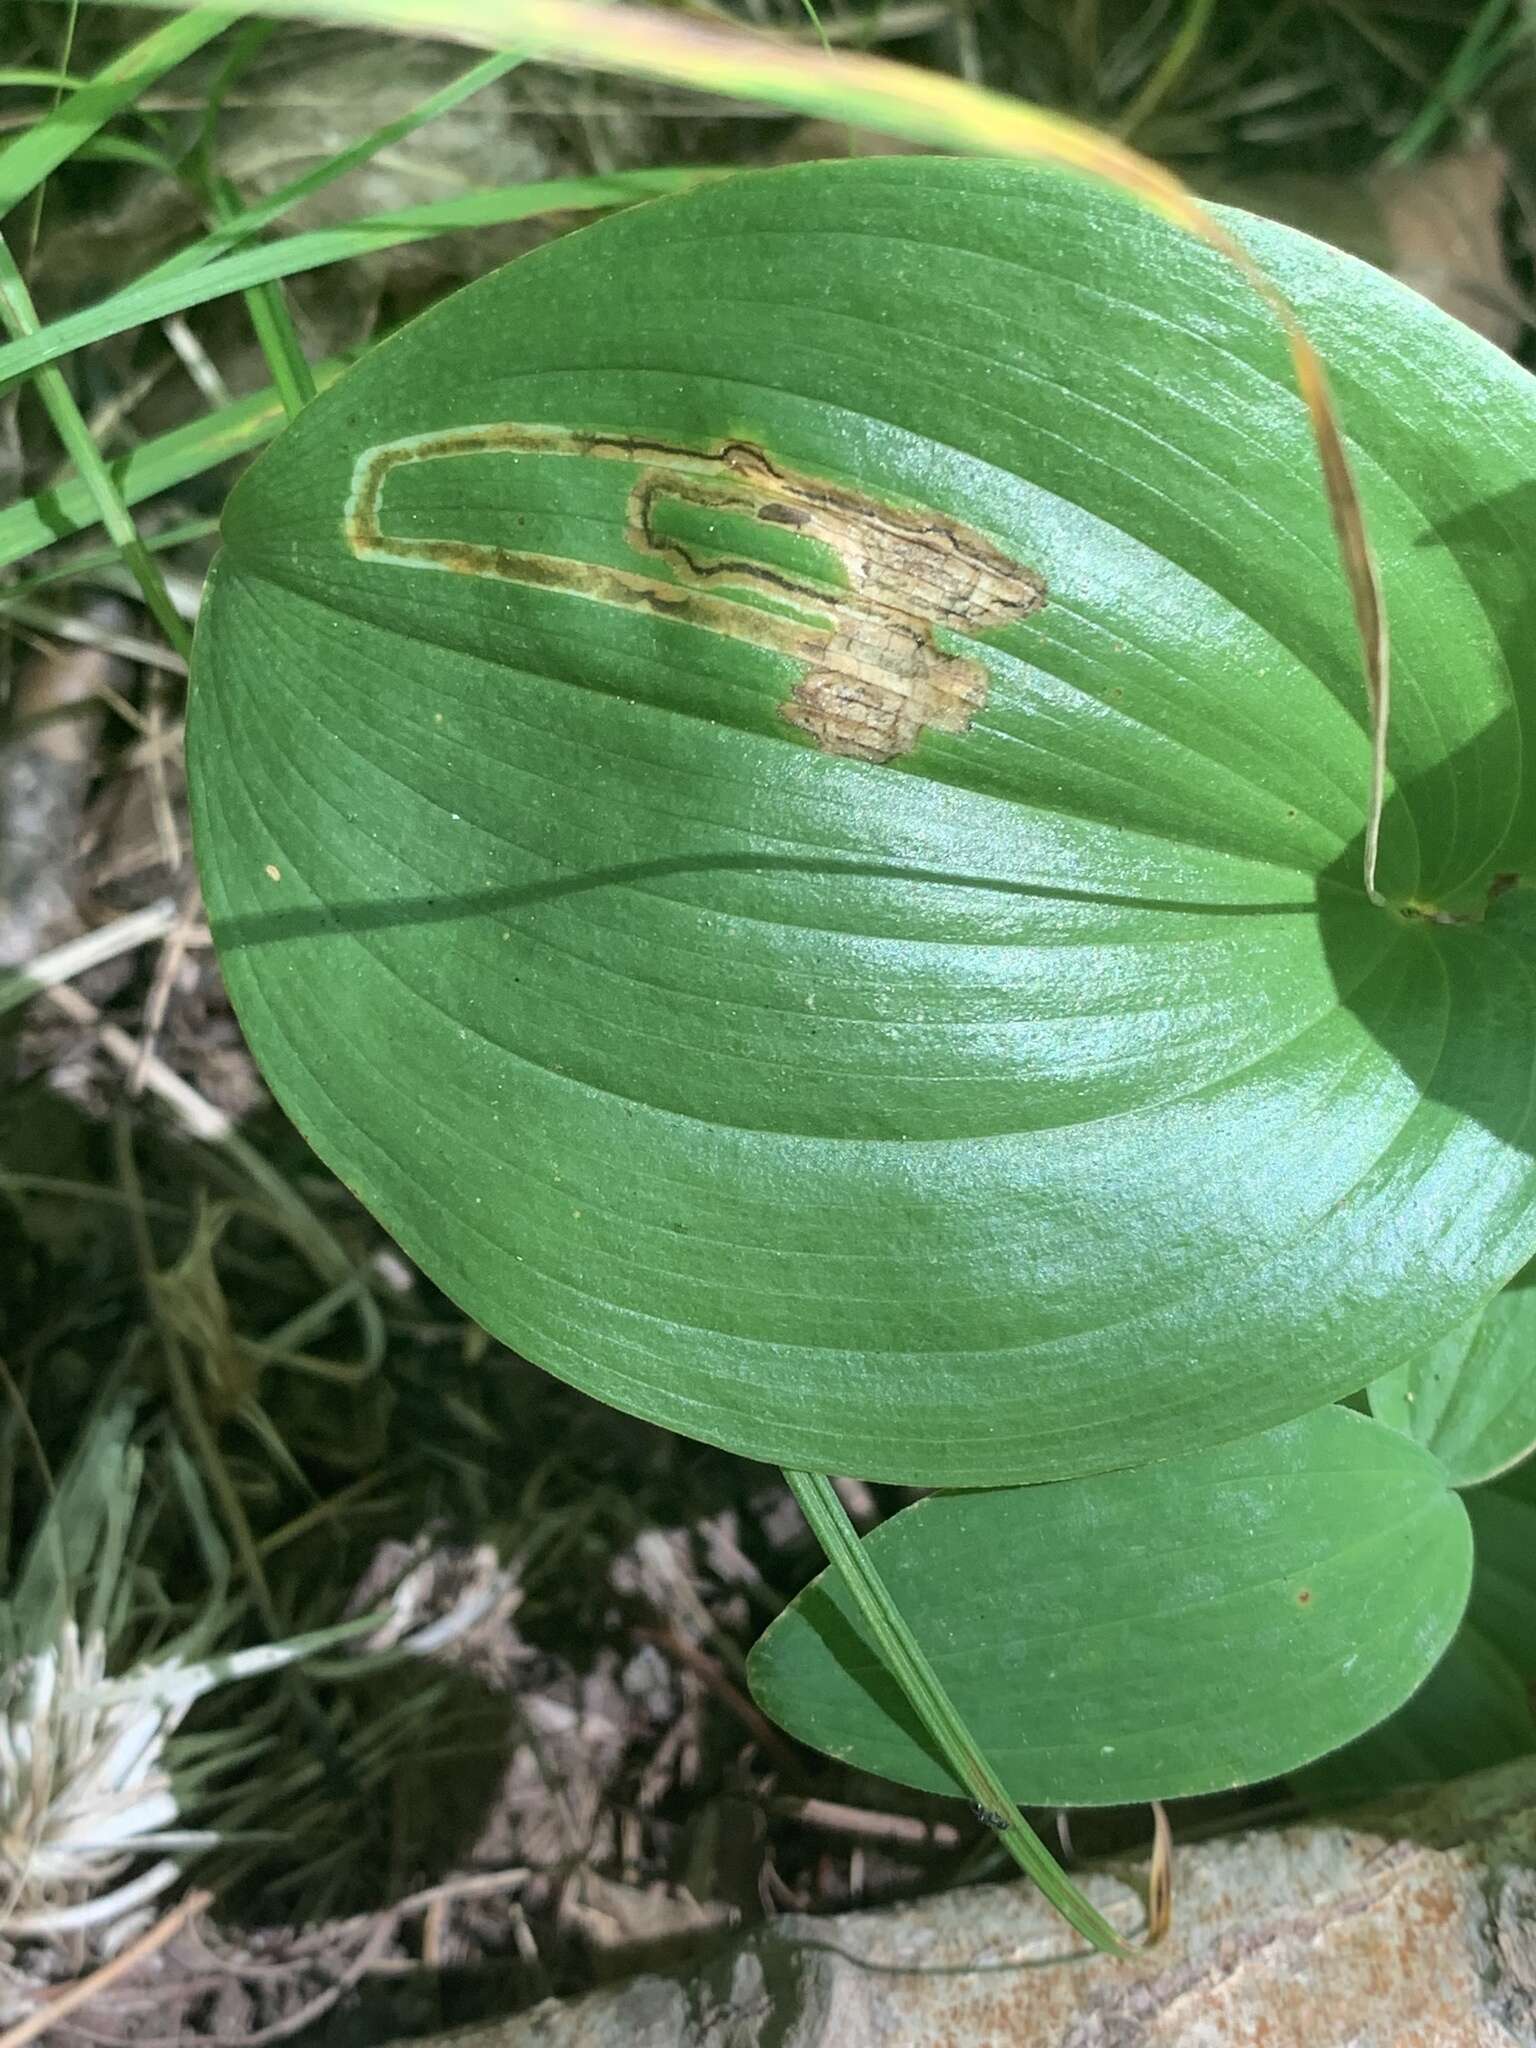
xmin=344 ymin=424 xmax=1046 ymax=763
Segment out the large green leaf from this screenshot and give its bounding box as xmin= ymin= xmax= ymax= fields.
xmin=189 ymin=157 xmax=1536 ymax=1484
xmin=1294 ymin=1478 xmax=1536 ymax=1804
xmin=746 ymin=1408 xmax=1471 ymax=1805
xmin=1369 ymin=1259 xmax=1536 ymax=1488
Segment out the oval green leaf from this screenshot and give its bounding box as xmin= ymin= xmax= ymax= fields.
xmin=747 ymin=1408 xmax=1471 ymax=1806
xmin=189 ymin=157 xmax=1536 ymax=1484
xmin=1369 ymin=1259 xmax=1536 ymax=1488
xmin=1294 ymin=1478 xmax=1536 ymax=1805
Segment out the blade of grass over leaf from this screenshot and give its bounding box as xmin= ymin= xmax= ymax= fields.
xmin=1304 ymin=365 xmax=1390 ymax=901
xmin=0 ymin=169 xmax=710 ymax=391
xmin=0 ymin=5 xmax=235 ymax=217
xmin=83 ymin=0 xmax=1225 ymax=221
xmin=0 ymin=233 xmax=190 ymax=661
xmin=88 ymin=0 xmax=1392 ymax=890
xmin=783 ymin=1469 xmax=1135 ymax=1957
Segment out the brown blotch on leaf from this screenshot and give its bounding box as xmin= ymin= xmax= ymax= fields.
xmin=345 ymin=424 xmax=1046 ymax=762
xmin=629 ymin=439 xmax=1045 ymax=762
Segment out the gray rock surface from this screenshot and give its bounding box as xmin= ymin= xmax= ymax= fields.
xmin=408 ymin=1758 xmax=1536 ymax=2046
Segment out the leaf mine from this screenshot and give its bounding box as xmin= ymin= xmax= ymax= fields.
xmin=344 ymin=423 xmax=1046 ymax=762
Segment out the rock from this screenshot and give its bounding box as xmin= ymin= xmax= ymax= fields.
xmin=406 ymin=1756 xmax=1536 ymax=2046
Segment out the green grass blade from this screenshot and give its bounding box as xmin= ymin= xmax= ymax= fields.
xmin=783 ymin=1469 xmax=1133 ymax=1956
xmin=50 ymin=0 xmax=1240 ymax=236
xmin=231 ymin=266 xmax=314 ymax=414
xmin=0 ymin=368 xmax=341 ymax=575
xmin=0 ymin=6 xmax=236 ymax=216
xmin=208 ymin=174 xmax=316 ymax=416
xmin=0 ymin=69 xmax=91 ymax=89
xmin=796 ymin=0 xmax=833 ymax=59
xmin=0 ymin=232 xmax=190 ymax=659
xmin=143 ymin=49 xmax=526 ymax=287
xmin=2 ymin=515 xmax=220 ymax=602
xmin=0 ymin=168 xmax=707 ymax=392
xmin=1116 ymin=0 xmax=1217 ymax=139
xmin=17 ymin=0 xmax=80 ymax=271
xmin=1383 ymin=0 xmax=1516 ymax=167
xmin=192 ymin=13 xmax=280 ymax=166
xmin=72 ymin=132 xmax=179 ymax=173
xmin=184 ymin=24 xmax=316 ymax=415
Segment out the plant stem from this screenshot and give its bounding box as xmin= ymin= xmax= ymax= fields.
xmin=0 ymin=5 xmax=235 ymax=216
xmin=0 ymin=169 xmax=704 ymax=390
xmin=111 ymin=1114 xmax=359 ymax=1792
xmin=211 ymin=176 xmax=316 ymax=416
xmin=1117 ymin=0 xmax=1216 ymax=140
xmin=1383 ymin=0 xmax=1513 ymax=167
xmin=17 ymin=0 xmax=80 ymax=272
xmin=782 ymin=1467 xmax=1131 ymax=1957
xmin=142 ymin=49 xmax=527 ymax=287
xmin=184 ymin=23 xmax=317 ymax=417
xmin=0 ymin=232 xmax=192 ymax=661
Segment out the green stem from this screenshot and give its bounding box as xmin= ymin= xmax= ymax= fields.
xmin=181 ymin=24 xmax=315 ymax=417
xmin=0 ymin=168 xmax=704 ymax=391
xmin=143 ymin=50 xmax=526 ymax=287
xmin=1117 ymin=0 xmax=1217 ymax=141
xmin=0 ymin=5 xmax=236 ymax=216
xmin=1383 ymin=0 xmax=1513 ymax=168
xmin=0 ymin=231 xmax=191 ymax=662
xmin=0 ymin=366 xmax=347 ymax=576
xmin=782 ymin=1468 xmax=1131 ymax=1957
xmin=18 ymin=0 xmax=79 ymax=272
xmin=112 ymin=1114 xmax=358 ymax=1792
xmin=5 ymin=514 xmax=221 ymax=603
xmin=211 ymin=175 xmax=316 ymax=416
xmin=797 ymin=0 xmax=833 ymax=58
